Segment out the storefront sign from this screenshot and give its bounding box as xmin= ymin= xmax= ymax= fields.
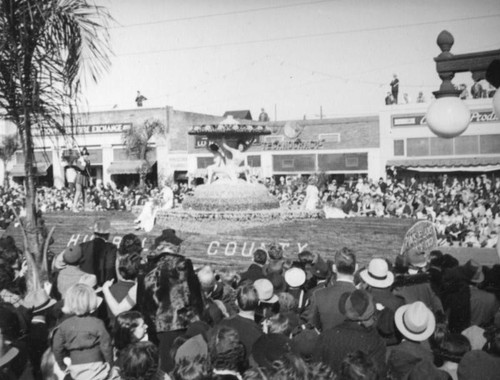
xmin=262 ymin=139 xmax=324 ymax=151
xmin=400 ymin=221 xmax=437 ymax=256
xmin=392 ymin=110 xmax=497 ymax=128
xmin=34 ymin=123 xmax=132 ymax=136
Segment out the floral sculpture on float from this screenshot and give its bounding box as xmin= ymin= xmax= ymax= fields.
xmin=183 ymin=116 xmax=281 ymax=214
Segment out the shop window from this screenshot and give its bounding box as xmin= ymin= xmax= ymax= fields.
xmin=407 ymin=138 xmax=429 ymax=157
xmin=247 ymin=155 xmax=261 ymax=167
xmin=273 ymin=154 xmax=315 ymax=172
xmin=318 ymin=153 xmax=367 ymax=171
xmin=394 ymin=140 xmax=404 ymax=156
xmin=197 ymin=156 xmax=214 ymax=169
xmin=345 ymin=156 xmax=359 ymax=168
xmin=430 ymin=137 xmax=453 ymax=156
xmin=479 ymin=134 xmax=500 ymax=154
xmin=454 ymin=135 xmax=479 ymax=155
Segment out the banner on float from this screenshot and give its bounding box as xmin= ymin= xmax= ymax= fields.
xmin=400 ymin=220 xmax=437 ymax=257
xmin=64 ymin=232 xmax=309 ymax=259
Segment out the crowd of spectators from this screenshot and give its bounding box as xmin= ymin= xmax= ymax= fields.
xmin=2 ymin=172 xmax=500 ymax=249
xmin=1 ymin=221 xmax=500 ymax=380
xmin=268 ymin=173 xmax=500 ymax=248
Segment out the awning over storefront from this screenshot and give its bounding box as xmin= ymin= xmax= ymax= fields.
xmin=107 ymin=160 xmax=153 ymax=175
xmin=387 ymin=157 xmax=500 ymax=172
xmin=10 ymin=163 xmax=51 ymax=177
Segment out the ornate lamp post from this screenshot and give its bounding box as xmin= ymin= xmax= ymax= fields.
xmin=426 ymin=30 xmax=500 ymax=138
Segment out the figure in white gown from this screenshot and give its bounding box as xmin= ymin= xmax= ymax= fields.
xmin=135 ymin=182 xmax=174 ymax=232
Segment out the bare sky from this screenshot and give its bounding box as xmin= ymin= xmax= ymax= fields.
xmin=84 ymin=0 xmax=500 ymax=120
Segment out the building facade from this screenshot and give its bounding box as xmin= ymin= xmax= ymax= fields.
xmin=379 ymin=98 xmax=499 ymax=181
xmin=187 ymin=115 xmax=383 ymax=181
xmin=0 ymin=106 xmax=222 ymax=188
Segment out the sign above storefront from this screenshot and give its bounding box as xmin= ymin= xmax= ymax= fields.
xmin=262 ymin=139 xmax=324 ymax=151
xmin=392 ymin=109 xmax=497 ymax=127
xmin=34 ymin=123 xmax=132 ymax=136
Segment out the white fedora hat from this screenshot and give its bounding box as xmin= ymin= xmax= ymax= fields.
xmin=395 ymin=301 xmax=435 ymax=342
xmin=360 ymin=258 xmax=394 ymax=288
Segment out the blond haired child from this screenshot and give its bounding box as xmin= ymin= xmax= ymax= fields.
xmin=52 ymin=283 xmax=112 ymax=380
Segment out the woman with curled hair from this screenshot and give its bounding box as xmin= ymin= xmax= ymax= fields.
xmin=209 ymin=326 xmax=247 ymax=379
xmin=112 ymin=311 xmax=149 ymax=361
xmin=117 ymin=341 xmax=168 ymax=380
xmin=172 ymin=355 xmax=211 ymax=380
xmin=118 ymin=233 xmax=143 ymax=257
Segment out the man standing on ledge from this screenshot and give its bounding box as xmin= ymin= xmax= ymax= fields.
xmin=135 ymin=91 xmax=147 ymax=107
xmin=390 ymin=74 xmax=399 ymax=104
xmin=258 ymin=108 xmax=270 ymax=122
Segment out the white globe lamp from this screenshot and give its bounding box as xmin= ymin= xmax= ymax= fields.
xmin=426 ymin=96 xmax=470 ymax=138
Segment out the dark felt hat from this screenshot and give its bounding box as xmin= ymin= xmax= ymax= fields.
xmin=153 ymin=228 xmax=183 ymax=248
xmin=251 ymin=334 xmax=291 ymax=369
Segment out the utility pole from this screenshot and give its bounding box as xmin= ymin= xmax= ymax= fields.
xmin=274 ymin=104 xmax=277 ymax=121
xmin=320 ymin=106 xmax=323 ymax=120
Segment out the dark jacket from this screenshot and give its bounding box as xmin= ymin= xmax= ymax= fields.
xmin=305 ymin=280 xmax=356 ymax=331
xmin=314 ymin=320 xmax=387 ymax=376
xmin=239 ymin=264 xmax=266 ymax=285
xmin=52 ymin=315 xmax=112 ymax=370
xmin=393 ymin=273 xmax=443 ymax=315
xmin=388 ymin=340 xmax=448 ymax=380
xmin=79 ymin=237 xmax=117 ymax=286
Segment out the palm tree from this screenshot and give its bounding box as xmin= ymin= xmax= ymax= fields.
xmin=122 ymin=119 xmax=166 ymax=188
xmin=0 ymin=134 xmax=19 ymax=188
xmin=0 ymin=0 xmax=112 ymax=290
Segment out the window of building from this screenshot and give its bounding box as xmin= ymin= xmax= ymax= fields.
xmin=479 ymin=134 xmax=500 ymax=154
xmin=430 ymin=137 xmax=453 ymax=156
xmin=345 ymin=156 xmax=359 ymax=168
xmin=273 ymin=154 xmax=315 ymax=172
xmin=407 ymin=138 xmax=429 ymax=157
xmin=454 ymin=136 xmax=479 ymax=155
xmin=394 ymin=140 xmax=404 ymax=156
xmin=247 ymin=155 xmax=261 ymax=167
xmin=197 ymin=156 xmax=214 ymax=169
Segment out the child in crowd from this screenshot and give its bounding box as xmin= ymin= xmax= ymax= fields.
xmin=52 ymin=283 xmax=113 ymax=380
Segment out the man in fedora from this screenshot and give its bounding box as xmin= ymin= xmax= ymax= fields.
xmin=79 ymin=217 xmax=117 ymax=286
xmin=360 ymin=257 xmax=405 ymax=345
xmin=388 ymin=301 xmax=448 ymax=379
xmin=313 ymin=289 xmax=387 ymax=376
xmin=304 ymin=247 xmax=357 ymax=331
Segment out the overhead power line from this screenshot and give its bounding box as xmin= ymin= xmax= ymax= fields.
xmin=112 ymin=0 xmax=338 ymax=29
xmin=109 ymin=13 xmax=500 ymax=58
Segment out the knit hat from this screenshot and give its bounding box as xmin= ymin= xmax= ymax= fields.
xmin=395 ymin=301 xmax=436 ymax=342
xmin=254 ymin=278 xmax=279 ymax=303
xmin=339 ymin=289 xmax=375 ymax=323
xmin=63 ymin=245 xmax=83 ymax=265
xmin=360 ymin=258 xmax=394 ymax=288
